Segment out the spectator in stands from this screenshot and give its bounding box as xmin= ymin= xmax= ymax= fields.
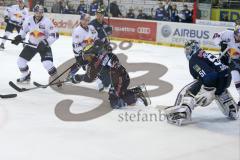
xmin=35 ymin=0 xmax=48 ymax=12
xmin=137 ymin=9 xmax=148 ymax=20
xmin=51 ymin=0 xmax=63 ymax=13
xmin=89 ymin=0 xmax=98 ymax=16
xmin=155 ymin=2 xmax=167 ymax=21
xmin=99 ymin=0 xmax=105 ymax=9
xmin=164 ymin=0 xmax=172 ymax=21
xmin=76 ymin=0 xmax=87 ymax=15
xmin=221 ymin=13 xmax=229 ymax=22
xmin=179 ymin=4 xmax=192 ymax=23
xmin=170 ymin=4 xmax=179 ymax=22
xmin=236 ymin=18 xmax=240 ymax=26
xmin=109 ymin=1 xmax=122 ymax=17
xmin=63 ymin=1 xmax=75 ymax=14
xmin=126 ymin=8 xmax=135 ymax=19
xmin=36 ymin=0 xmax=44 ymax=6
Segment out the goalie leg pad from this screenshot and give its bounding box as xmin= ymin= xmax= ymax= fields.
xmin=215 ymin=90 xmax=239 ymax=120
xmin=194 ymin=85 xmax=216 ymax=107
xmin=164 ymin=96 xmax=195 ymax=126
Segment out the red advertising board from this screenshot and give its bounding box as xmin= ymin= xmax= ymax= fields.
xmin=108 ymin=18 xmax=157 ymax=42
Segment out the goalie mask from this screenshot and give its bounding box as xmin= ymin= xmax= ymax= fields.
xmin=184 ymin=40 xmax=200 ymax=60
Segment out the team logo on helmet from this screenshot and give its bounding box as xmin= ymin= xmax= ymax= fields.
xmin=33 ymin=5 xmax=44 ymax=13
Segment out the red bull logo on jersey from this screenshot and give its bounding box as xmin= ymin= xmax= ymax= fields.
xmin=228 ymin=48 xmax=240 ymax=57
xmin=83 ymin=38 xmax=94 ymax=45
xmin=30 ymin=30 xmax=45 ymax=38
xmin=14 ymin=13 xmax=22 ymax=19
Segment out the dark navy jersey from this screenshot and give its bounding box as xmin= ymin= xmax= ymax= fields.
xmin=181 ymin=9 xmax=192 ymax=23
xmin=89 ymin=19 xmax=108 ymax=40
xmin=76 ymin=4 xmax=87 ymax=15
xmin=155 ymin=8 xmax=166 ymax=21
xmin=171 ymin=9 xmax=179 ymax=22
xmin=89 ymin=3 xmax=98 ymax=15
xmin=126 ymin=12 xmax=135 ymax=19
xmin=189 ymin=49 xmax=228 ymax=82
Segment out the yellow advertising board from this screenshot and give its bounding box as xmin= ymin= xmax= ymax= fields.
xmin=211 ymin=9 xmax=240 ymax=21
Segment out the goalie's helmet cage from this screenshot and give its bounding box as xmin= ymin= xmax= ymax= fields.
xmin=184 ymin=40 xmax=200 ymax=60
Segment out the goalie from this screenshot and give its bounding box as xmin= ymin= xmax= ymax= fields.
xmin=164 ymin=40 xmax=239 ymax=125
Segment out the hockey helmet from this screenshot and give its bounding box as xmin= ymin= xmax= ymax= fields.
xmin=16 ymin=0 xmax=24 ymax=3
xmin=82 ymin=42 xmax=104 ymax=62
xmin=96 ymin=8 xmax=105 ymax=15
xmin=80 ymin=13 xmax=91 ymax=21
xmin=184 ymin=40 xmax=200 ymax=60
xmin=33 ymin=4 xmax=44 ymax=13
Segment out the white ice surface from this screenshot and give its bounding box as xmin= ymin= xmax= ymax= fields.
xmin=0 ymin=30 xmax=239 ymax=160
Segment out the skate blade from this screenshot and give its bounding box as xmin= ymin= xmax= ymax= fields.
xmin=17 ymin=80 xmax=31 ymax=84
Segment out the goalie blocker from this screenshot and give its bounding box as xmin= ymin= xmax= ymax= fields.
xmin=163 ymin=40 xmax=239 ymax=126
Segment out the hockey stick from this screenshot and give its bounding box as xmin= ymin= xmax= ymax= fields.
xmin=33 ymin=79 xmax=70 ymax=88
xmin=0 ymin=36 xmax=36 ymax=47
xmin=0 ymin=94 xmax=17 ymax=99
xmin=9 ymin=79 xmax=69 ymax=92
xmin=9 ymin=63 xmax=75 ymax=92
xmin=219 ymin=46 xmax=230 ymax=59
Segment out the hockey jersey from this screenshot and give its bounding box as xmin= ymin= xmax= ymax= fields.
xmin=72 ymin=25 xmax=98 ymax=56
xmin=4 ymin=5 xmax=28 ymax=26
xmin=19 ymin=16 xmax=59 ymax=46
xmin=189 ymin=49 xmax=228 ymax=81
xmin=213 ymin=30 xmax=240 ymax=59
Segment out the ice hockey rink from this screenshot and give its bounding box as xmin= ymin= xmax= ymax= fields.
xmin=0 ymin=31 xmax=239 ymax=160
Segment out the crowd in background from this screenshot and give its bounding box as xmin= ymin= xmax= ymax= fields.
xmin=30 ymin=0 xmax=195 ymax=23
xmin=125 ymin=1 xmax=194 ymax=23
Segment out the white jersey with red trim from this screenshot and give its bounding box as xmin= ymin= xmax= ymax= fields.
xmin=213 ymin=30 xmax=240 ymax=59
xmin=72 ymin=25 xmax=98 ymax=56
xmin=19 ymin=15 xmax=59 ymax=46
xmin=4 ymin=5 xmax=28 ymax=26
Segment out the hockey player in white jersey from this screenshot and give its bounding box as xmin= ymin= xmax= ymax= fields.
xmin=163 ymin=40 xmax=239 ymax=126
xmin=11 ymin=5 xmax=59 ymax=82
xmin=213 ymin=26 xmax=240 ymax=106
xmin=0 ymin=0 xmax=28 ymax=50
xmin=67 ymin=13 xmax=98 ymax=78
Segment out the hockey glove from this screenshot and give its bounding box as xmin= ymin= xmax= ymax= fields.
xmin=75 ymin=53 xmax=87 ymax=71
xmin=4 ymin=16 xmax=9 ymax=23
xmin=71 ymin=74 xmax=82 ymax=84
xmin=37 ymin=40 xmax=49 ymax=53
xmin=12 ymin=35 xmax=22 ymax=45
xmin=219 ymin=41 xmax=228 ymax=52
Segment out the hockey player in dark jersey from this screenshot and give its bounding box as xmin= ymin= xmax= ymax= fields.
xmin=70 ymin=42 xmax=149 ymax=108
xmin=89 ymin=8 xmax=113 ymax=91
xmin=108 ymin=54 xmax=149 ymax=108
xmin=164 ymin=40 xmax=239 ymax=125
